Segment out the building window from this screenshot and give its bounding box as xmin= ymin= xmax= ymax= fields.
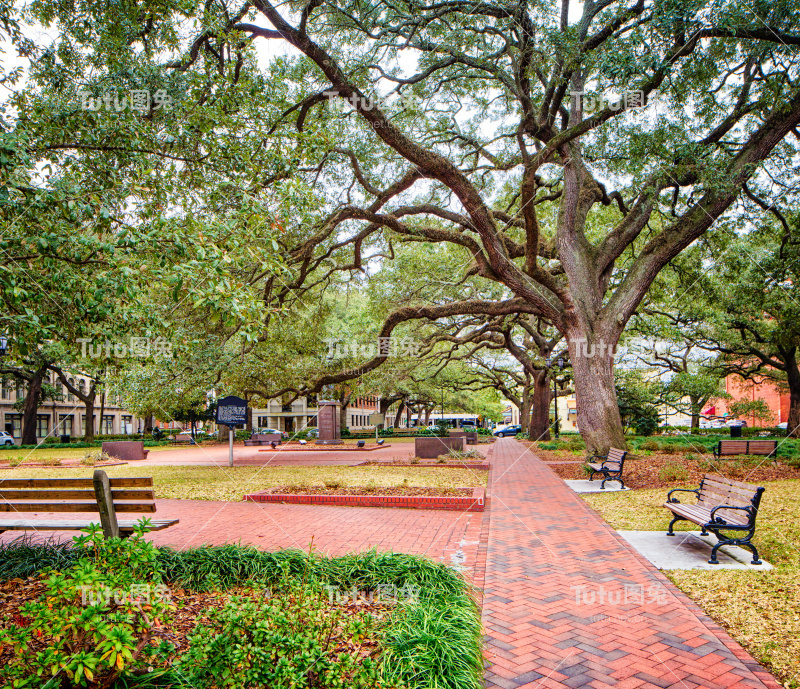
xmin=102 ymin=416 xmax=114 ymax=434
xmin=15 ymin=380 xmax=23 ymax=399
xmin=5 ymin=414 xmax=21 ymax=438
xmin=58 ymin=415 xmax=73 ymax=435
xmin=37 ymin=415 xmax=49 ymax=438
xmin=66 ymin=378 xmax=75 ymax=402
xmin=258 ymin=416 xmax=270 ymax=427
xmin=121 ymin=415 xmax=133 ymax=434
xmin=1 ymin=378 xmax=11 ymax=400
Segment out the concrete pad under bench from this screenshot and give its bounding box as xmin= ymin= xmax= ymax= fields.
xmin=617 ymin=530 xmax=773 ymax=570
xmin=565 ymin=479 xmax=629 ymax=493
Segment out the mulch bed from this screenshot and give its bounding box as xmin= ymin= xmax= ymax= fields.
xmin=0 ymin=578 xmax=392 ymax=673
xmin=268 ymin=486 xmax=473 ymax=497
xmin=534 ymin=448 xmax=800 ymax=490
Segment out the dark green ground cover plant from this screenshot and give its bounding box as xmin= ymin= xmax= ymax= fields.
xmin=0 ymin=534 xmax=482 ymax=689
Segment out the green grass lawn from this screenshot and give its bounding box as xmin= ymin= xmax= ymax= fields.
xmin=584 ymin=480 xmax=800 ymax=688
xmin=1 ymin=465 xmax=487 ymax=501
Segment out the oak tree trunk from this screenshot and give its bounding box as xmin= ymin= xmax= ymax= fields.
xmin=529 ymin=371 xmax=552 ymax=442
xmin=21 ymin=369 xmax=46 ymax=446
xmin=84 ymin=398 xmax=95 ymax=442
xmin=519 ymin=382 xmax=532 ymax=435
xmin=786 ymin=359 xmax=800 ymax=438
xmin=569 ymin=335 xmax=626 ymax=453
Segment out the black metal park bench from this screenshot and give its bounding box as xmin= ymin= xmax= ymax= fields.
xmin=585 ymin=447 xmax=628 ymax=489
xmin=713 ymin=439 xmax=777 ymax=462
xmin=664 ymin=474 xmax=765 ymax=565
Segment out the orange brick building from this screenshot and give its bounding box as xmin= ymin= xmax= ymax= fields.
xmin=714 ymin=375 xmax=789 ymax=426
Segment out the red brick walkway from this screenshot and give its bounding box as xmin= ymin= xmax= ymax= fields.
xmin=483 ymin=439 xmax=781 ymax=689
xmin=0 ymin=498 xmax=484 ymax=577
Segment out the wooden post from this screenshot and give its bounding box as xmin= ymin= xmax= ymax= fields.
xmin=93 ymin=469 xmax=119 ymax=538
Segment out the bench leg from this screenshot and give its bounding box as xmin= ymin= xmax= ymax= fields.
xmin=708 ymin=541 xmax=722 ymax=564
xmin=600 ymin=475 xmax=623 ymax=490
xmin=667 ymin=514 xmax=683 ymax=536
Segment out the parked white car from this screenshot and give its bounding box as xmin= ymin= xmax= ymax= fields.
xmin=0 ymin=430 xmax=15 ymax=446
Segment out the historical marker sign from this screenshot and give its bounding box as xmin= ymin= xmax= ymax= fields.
xmin=369 ymin=413 xmax=385 ymax=426
xmin=215 ymin=396 xmax=248 ymax=427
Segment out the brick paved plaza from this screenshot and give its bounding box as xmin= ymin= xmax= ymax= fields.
xmin=0 ymin=439 xmax=782 ymax=688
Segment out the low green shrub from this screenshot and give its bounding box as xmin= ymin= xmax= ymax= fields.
xmin=658 ymin=463 xmax=690 ymax=482
xmin=0 ymin=522 xmax=170 ymax=688
xmin=537 ymin=442 xmax=558 ymax=450
xmin=175 ymin=584 xmax=380 ymax=688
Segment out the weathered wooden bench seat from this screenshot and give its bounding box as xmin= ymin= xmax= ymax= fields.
xmin=0 ymin=470 xmax=178 ymax=538
xmin=664 ymin=474 xmax=765 ymax=564
xmin=713 ymin=439 xmax=777 ymax=462
xmin=585 ymin=447 xmax=627 ymax=489
xmin=244 ymin=433 xmax=282 ymax=446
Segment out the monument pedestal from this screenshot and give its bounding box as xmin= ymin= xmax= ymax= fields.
xmin=316 ymin=401 xmax=343 ymax=444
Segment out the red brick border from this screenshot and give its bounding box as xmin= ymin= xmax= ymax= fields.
xmin=244 ymin=486 xmax=485 ymax=511
xmin=355 ymin=461 xmax=489 ymax=470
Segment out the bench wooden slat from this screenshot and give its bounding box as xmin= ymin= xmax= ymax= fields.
xmin=0 ymin=489 xmax=155 ymax=501
xmin=0 ymin=519 xmax=179 ymax=531
xmin=698 ymin=489 xmax=754 ymax=508
xmin=665 ymin=502 xmax=749 ymax=526
xmin=702 ymin=477 xmax=762 ymax=495
xmin=0 ymin=503 xmax=157 ymax=513
xmin=0 ymin=477 xmax=153 ymax=488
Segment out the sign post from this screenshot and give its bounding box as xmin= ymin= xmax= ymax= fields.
xmin=215 ymin=396 xmax=248 ymax=467
xmin=369 ymin=412 xmax=385 ymax=444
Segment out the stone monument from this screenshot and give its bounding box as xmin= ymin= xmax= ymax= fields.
xmin=316 ymin=401 xmax=343 ymax=444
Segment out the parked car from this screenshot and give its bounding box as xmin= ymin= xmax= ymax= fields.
xmin=777 ymin=422 xmax=788 ymax=430
xmin=726 ymin=419 xmax=748 ymax=427
xmin=493 ymin=424 xmax=521 ymax=437
xmin=0 ymin=430 xmax=14 ymax=446
xmin=303 ymin=427 xmax=319 ymax=439
xmin=256 ymin=427 xmax=288 ymax=438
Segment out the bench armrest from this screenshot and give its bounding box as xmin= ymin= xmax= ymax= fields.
xmin=709 ymin=504 xmax=753 ymax=524
xmin=585 ymin=452 xmax=607 ymax=463
xmin=666 ymin=487 xmax=700 ymax=504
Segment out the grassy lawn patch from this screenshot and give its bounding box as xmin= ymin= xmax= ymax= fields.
xmin=584 ymin=480 xmax=800 ymax=688
xmin=0 ymin=531 xmax=482 ymax=689
xmin=0 ymin=465 xmax=487 ymax=501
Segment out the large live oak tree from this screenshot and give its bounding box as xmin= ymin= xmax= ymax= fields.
xmin=15 ymin=0 xmax=800 ymax=451
xmin=237 ymin=0 xmax=800 ymax=450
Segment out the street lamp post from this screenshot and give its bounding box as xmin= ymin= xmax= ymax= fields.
xmin=545 ymin=356 xmax=568 ymax=439
xmin=0 ymin=335 xmax=8 ymax=358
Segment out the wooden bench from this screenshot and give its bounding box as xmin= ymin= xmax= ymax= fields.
xmin=170 ymin=433 xmax=196 ymax=445
xmin=244 ymin=433 xmax=282 ymax=446
xmin=586 ymin=447 xmax=628 ymax=489
xmin=0 ymin=470 xmax=178 ymax=538
xmin=713 ymin=439 xmax=777 ymax=462
xmin=664 ymin=474 xmax=765 ymax=564
xmin=101 ymin=440 xmax=149 ymax=461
